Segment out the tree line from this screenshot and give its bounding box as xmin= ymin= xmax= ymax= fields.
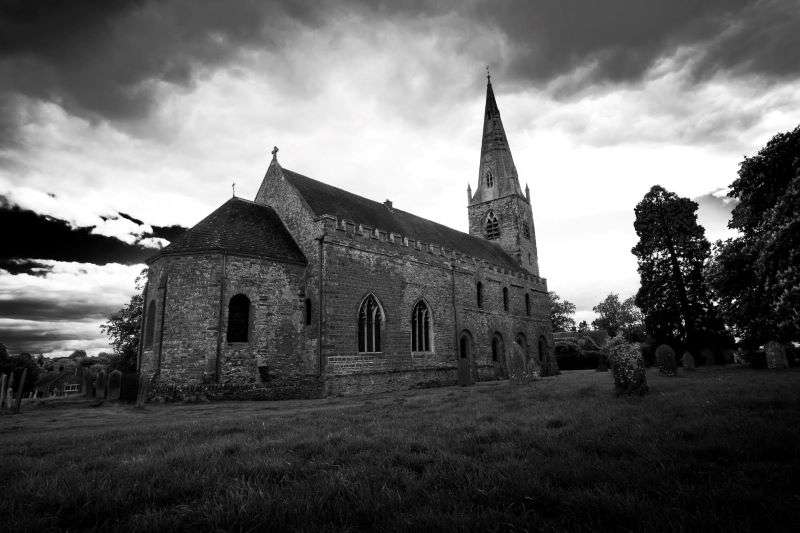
xmin=549 ymin=124 xmax=799 ymax=360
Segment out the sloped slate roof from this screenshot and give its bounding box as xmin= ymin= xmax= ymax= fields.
xmin=282 ymin=169 xmax=523 ymax=272
xmin=151 ymin=197 xmax=306 ymax=264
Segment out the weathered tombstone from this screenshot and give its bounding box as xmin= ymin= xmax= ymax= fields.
xmin=608 ymin=342 xmax=648 ymax=396
xmin=107 ymin=370 xmax=122 ymax=400
xmin=681 ymin=351 xmax=695 ymax=371
xmin=96 ymin=370 xmax=107 ymax=399
xmin=765 ymin=341 xmax=788 ymax=370
xmin=14 ymin=368 xmax=27 ymax=413
xmin=0 ymin=373 xmax=7 ymax=409
xmin=655 ymin=344 xmax=677 ymax=376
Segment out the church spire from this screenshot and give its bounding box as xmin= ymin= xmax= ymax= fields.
xmin=472 ymin=76 xmax=521 ymax=204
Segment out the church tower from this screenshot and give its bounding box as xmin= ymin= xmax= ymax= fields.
xmin=468 ymin=76 xmax=540 ymax=276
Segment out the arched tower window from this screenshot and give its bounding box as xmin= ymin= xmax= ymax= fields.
xmin=522 ymin=222 xmax=530 ymax=240
xmin=476 ymin=282 xmax=483 ymax=308
xmin=358 ymin=294 xmax=384 ymax=353
xmin=503 ymin=287 xmax=509 ymax=311
xmin=227 ymin=294 xmax=250 ymax=342
xmin=525 ymin=293 xmax=531 ymax=316
xmin=485 ymin=211 xmax=500 ymax=240
xmin=305 ymin=298 xmax=312 ymax=326
xmin=144 ymin=300 xmax=156 ymax=348
xmin=485 ymin=170 xmax=494 ymax=188
xmin=491 ymin=333 xmax=504 ymax=362
xmin=411 ymin=300 xmax=431 ymax=352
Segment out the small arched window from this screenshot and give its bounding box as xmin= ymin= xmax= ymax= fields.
xmin=144 ymin=300 xmax=156 ymax=348
xmin=485 ymin=211 xmax=500 ymax=240
xmin=522 ymin=222 xmax=530 ymax=240
xmin=491 ymin=334 xmax=503 ymax=362
xmin=358 ymin=294 xmax=383 ymax=353
xmin=503 ymin=287 xmax=509 ymax=312
xmin=305 ymin=298 xmax=312 ymax=326
xmin=525 ymin=293 xmax=531 ymax=316
xmin=227 ymin=294 xmax=250 ymax=342
xmin=485 ymin=170 xmax=494 ymax=188
xmin=476 ymin=282 xmax=483 ymax=308
xmin=411 ymin=300 xmax=431 ymax=352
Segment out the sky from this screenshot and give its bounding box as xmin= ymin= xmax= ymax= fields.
xmin=1 ymin=0 xmax=799 ymax=356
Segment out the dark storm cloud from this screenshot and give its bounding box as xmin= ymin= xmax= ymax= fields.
xmin=0 ymin=195 xmax=186 ymax=273
xmin=0 ymin=298 xmax=117 ymax=322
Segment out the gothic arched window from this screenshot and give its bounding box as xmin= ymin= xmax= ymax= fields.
xmin=485 ymin=211 xmax=500 ymax=240
xmin=525 ymin=293 xmax=531 ymax=316
xmin=476 ymin=282 xmax=484 ymax=308
xmin=411 ymin=300 xmax=431 ymax=352
xmin=227 ymin=294 xmax=250 ymax=342
xmin=358 ymin=294 xmax=384 ymax=353
xmin=485 ymin=170 xmax=494 ymax=188
xmin=144 ymin=300 xmax=156 ymax=348
xmin=503 ymin=287 xmax=509 ymax=311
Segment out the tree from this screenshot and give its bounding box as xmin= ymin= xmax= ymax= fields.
xmin=591 ymin=293 xmax=643 ymax=338
xmin=708 ymin=125 xmax=800 ymax=347
xmin=632 ymin=186 xmax=729 ymax=351
xmin=548 ymin=291 xmax=576 ymax=332
xmin=100 ymin=268 xmax=146 ymax=373
xmin=577 ymin=320 xmax=590 ymax=333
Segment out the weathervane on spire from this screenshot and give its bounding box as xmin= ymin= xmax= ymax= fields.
xmin=271 ymin=146 xmax=279 ymax=159
xmin=232 ymin=179 xmax=236 ymax=197
xmin=486 ymin=65 xmax=491 ymax=82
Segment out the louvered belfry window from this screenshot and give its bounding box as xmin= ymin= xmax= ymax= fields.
xmin=358 ymin=294 xmax=383 ymax=353
xmin=485 ymin=211 xmax=500 ymax=239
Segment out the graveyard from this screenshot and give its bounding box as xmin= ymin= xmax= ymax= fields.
xmin=1 ymin=366 xmax=798 ymax=531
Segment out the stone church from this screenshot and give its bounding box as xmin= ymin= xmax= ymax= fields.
xmin=139 ymin=78 xmax=556 ymax=400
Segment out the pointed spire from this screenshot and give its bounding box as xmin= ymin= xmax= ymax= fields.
xmin=473 ymin=75 xmax=521 ymax=203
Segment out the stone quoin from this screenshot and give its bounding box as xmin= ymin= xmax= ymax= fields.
xmin=138 ymin=77 xmax=555 ymax=400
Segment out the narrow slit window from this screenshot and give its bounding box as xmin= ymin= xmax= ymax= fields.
xmin=503 ymin=287 xmax=509 ymax=312
xmin=305 ymin=298 xmax=312 ymax=326
xmin=486 ymin=171 xmax=494 ymax=188
xmin=476 ymin=282 xmax=483 ymax=308
xmin=227 ymin=294 xmax=250 ymax=342
xmin=144 ymin=300 xmax=156 ymax=348
xmin=525 ymin=293 xmax=531 ymax=316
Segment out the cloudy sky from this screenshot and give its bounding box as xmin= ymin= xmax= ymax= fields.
xmin=1 ymin=0 xmax=799 ymax=356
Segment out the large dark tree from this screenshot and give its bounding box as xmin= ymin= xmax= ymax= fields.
xmin=708 ymin=126 xmax=800 ymax=348
xmin=100 ymin=269 xmax=146 ymax=373
xmin=0 ymin=347 xmax=39 ymax=395
xmin=548 ymin=291 xmax=576 ymax=332
xmin=632 ymin=186 xmax=728 ymax=351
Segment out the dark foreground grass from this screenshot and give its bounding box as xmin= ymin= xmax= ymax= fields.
xmin=2 ymin=367 xmax=799 ymax=532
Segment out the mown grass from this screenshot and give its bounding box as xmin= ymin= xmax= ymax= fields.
xmin=1 ymin=367 xmax=799 ymax=532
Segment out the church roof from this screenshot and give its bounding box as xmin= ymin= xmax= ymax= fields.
xmin=150 ymin=197 xmax=306 ymax=264
xmin=281 ymin=168 xmax=524 ymax=272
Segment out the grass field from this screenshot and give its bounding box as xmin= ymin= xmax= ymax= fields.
xmin=2 ymin=367 xmax=799 ymax=532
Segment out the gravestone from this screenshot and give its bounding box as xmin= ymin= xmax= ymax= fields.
xmin=655 ymin=344 xmax=677 ymax=376
xmin=609 ymin=343 xmax=648 ymax=396
xmin=681 ymin=351 xmax=695 ymax=371
xmin=107 ymin=370 xmax=122 ymax=400
xmin=0 ymin=373 xmax=7 ymax=409
xmin=96 ymin=370 xmax=107 ymax=399
xmin=765 ymin=341 xmax=788 ymax=370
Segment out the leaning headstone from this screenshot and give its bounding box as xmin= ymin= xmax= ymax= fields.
xmin=608 ymin=342 xmax=648 ymax=396
xmin=655 ymin=344 xmax=677 ymax=376
xmin=765 ymin=341 xmax=788 ymax=370
xmin=0 ymin=373 xmax=7 ymax=409
xmin=107 ymin=370 xmax=122 ymax=400
xmin=681 ymin=351 xmax=695 ymax=371
xmin=14 ymin=368 xmax=27 ymax=413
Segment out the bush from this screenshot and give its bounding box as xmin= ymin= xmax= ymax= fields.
xmin=605 ymin=338 xmax=648 ymax=396
xmin=655 ymin=344 xmax=677 ymax=376
xmin=554 ymin=342 xmax=600 ymax=370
